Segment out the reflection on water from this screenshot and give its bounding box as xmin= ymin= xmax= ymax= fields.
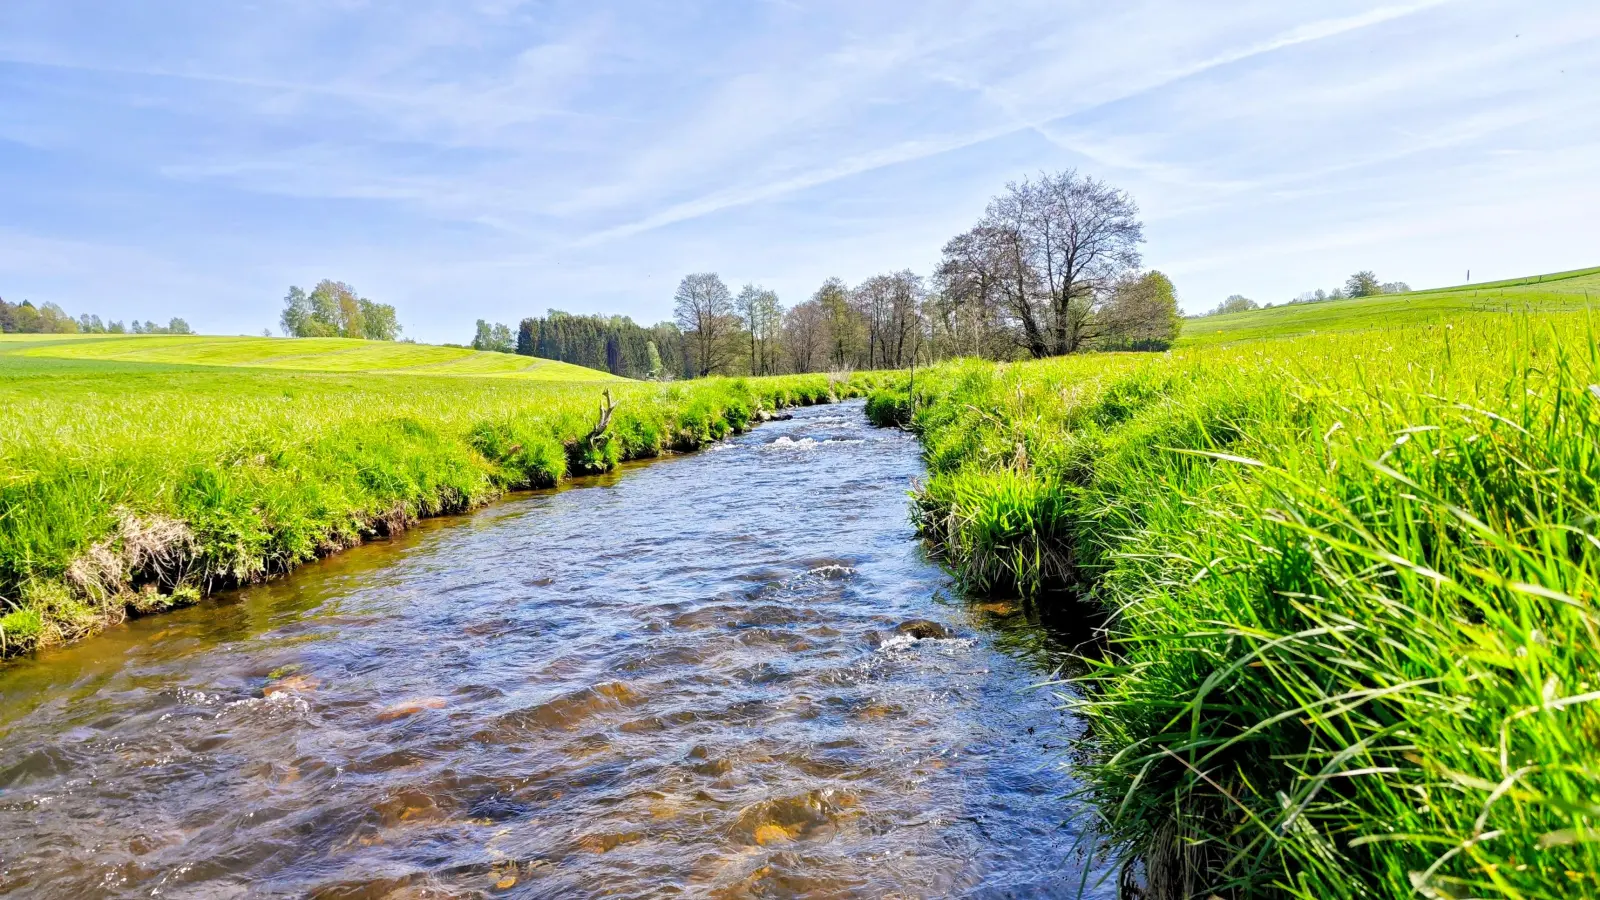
xmin=0 ymin=402 xmax=1111 ymax=899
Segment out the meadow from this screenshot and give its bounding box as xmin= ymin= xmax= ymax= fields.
xmin=0 ymin=332 xmax=622 ymax=380
xmin=0 ymin=335 xmax=872 ymax=658
xmin=868 ymin=306 xmax=1600 ymax=897
xmin=1177 ymin=265 xmax=1600 ymax=347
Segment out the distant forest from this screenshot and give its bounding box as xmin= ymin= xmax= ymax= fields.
xmin=509 ymin=312 xmax=694 ymax=380
xmin=0 ymin=297 xmax=192 ymax=335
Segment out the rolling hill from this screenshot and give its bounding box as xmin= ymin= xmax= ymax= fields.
xmin=0 ymin=333 xmax=624 ymax=381
xmin=1177 ymin=265 xmax=1600 ymax=347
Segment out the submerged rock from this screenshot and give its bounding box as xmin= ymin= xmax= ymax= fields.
xmin=894 ymin=619 xmax=953 ymax=640
xmin=376 ymin=697 xmax=448 ymax=722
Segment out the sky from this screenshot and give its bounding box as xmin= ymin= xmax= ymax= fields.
xmin=1 ymin=0 xmax=1597 ymax=343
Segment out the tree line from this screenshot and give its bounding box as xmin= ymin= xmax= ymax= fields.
xmin=1203 ymin=270 xmax=1412 ymax=316
xmin=466 ymin=312 xmax=694 ymax=380
xmin=0 ymin=297 xmax=192 ymax=335
xmin=458 ymin=169 xmax=1178 ymax=381
xmin=662 ymin=170 xmax=1178 ymax=377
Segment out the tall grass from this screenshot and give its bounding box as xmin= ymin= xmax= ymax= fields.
xmin=874 ymin=313 xmax=1600 ymax=898
xmin=0 ymin=355 xmax=876 ymax=658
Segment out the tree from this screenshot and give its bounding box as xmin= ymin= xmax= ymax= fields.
xmin=974 ymin=171 xmax=1144 ymax=357
xmin=939 ymin=170 xmax=1143 ymax=358
xmin=1210 ymin=294 xmax=1259 ymax=316
xmin=674 ymin=273 xmax=737 ymax=377
xmin=932 ymin=229 xmax=1014 ymax=359
xmin=11 ymin=301 xmax=42 ymax=333
xmin=1098 ymin=271 xmax=1181 ymax=350
xmin=358 ymin=300 xmax=400 ymax=340
xmin=813 ymin=277 xmax=864 ymax=370
xmin=280 ymin=286 xmax=314 ymax=337
xmin=645 ymin=340 xmax=664 ymax=379
xmin=516 ymin=319 xmax=536 ymax=356
xmin=471 ymin=320 xmax=515 ymax=353
xmin=783 ymin=300 xmax=830 ymax=373
xmin=280 ymin=280 xmax=399 ymax=339
xmin=1346 ymin=271 xmax=1382 ymax=298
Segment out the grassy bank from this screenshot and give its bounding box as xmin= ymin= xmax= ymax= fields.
xmin=871 ymin=312 xmax=1600 ymax=897
xmin=1178 ymin=265 xmax=1600 ymax=348
xmin=0 ymin=338 xmax=875 ymax=659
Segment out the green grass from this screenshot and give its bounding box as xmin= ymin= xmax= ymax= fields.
xmin=0 ymin=337 xmax=876 ymax=658
xmin=871 ymin=309 xmax=1600 ymax=898
xmin=1178 ymin=265 xmax=1600 ymax=348
xmin=0 ymin=333 xmax=620 ymax=380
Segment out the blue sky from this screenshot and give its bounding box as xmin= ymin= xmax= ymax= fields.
xmin=1 ymin=0 xmax=1596 ymax=343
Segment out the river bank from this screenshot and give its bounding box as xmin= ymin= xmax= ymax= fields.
xmin=869 ymin=312 xmax=1600 ymax=898
xmin=0 ymin=361 xmax=880 ymax=660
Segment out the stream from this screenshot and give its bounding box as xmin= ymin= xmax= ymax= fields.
xmin=0 ymin=401 xmax=1110 ymax=899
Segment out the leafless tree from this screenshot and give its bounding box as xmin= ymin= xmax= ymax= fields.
xmin=783 ymin=299 xmax=830 ymax=373
xmin=961 ymin=170 xmax=1143 ymax=357
xmin=673 ymin=273 xmax=737 ymax=376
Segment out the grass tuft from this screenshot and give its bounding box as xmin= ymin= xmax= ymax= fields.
xmin=893 ymin=311 xmax=1600 ymax=898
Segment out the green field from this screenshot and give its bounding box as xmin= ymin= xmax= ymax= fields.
xmin=1177 ymin=265 xmax=1600 ymax=347
xmin=0 ymin=336 xmax=872 ymax=658
xmin=0 ymin=333 xmax=621 ymax=380
xmin=867 ymin=301 xmax=1600 ymax=897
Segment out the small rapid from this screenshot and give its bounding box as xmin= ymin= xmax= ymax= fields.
xmin=0 ymin=401 xmax=1110 ymax=899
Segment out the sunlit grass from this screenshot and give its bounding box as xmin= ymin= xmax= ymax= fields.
xmin=0 ymin=333 xmax=620 ymax=380
xmin=1177 ymin=265 xmax=1600 ymax=348
xmin=875 ymin=310 xmax=1600 ymax=898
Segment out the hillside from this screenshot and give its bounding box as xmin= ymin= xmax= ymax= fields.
xmin=1177 ymin=264 xmax=1600 ymax=347
xmin=0 ymin=333 xmax=623 ymax=381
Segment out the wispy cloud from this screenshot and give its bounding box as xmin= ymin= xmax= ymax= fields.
xmin=0 ymin=0 xmax=1596 ymax=335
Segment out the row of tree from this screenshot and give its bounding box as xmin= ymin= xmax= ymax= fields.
xmin=651 ymin=170 xmax=1181 ymax=378
xmin=0 ymin=297 xmax=192 ymax=335
xmin=279 ymin=281 xmax=402 ymax=340
xmin=1203 ymin=270 xmax=1412 ymax=316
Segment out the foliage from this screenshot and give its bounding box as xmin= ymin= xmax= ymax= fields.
xmin=518 ymin=310 xmax=690 ymax=380
xmin=1345 ymin=269 xmax=1382 ymax=297
xmin=1098 ymin=270 xmax=1181 ymax=350
xmin=0 ymin=299 xmax=80 ymax=334
xmin=0 ymin=337 xmax=882 ymax=659
xmin=471 ymin=319 xmax=515 ymax=353
xmin=280 ymin=280 xmax=402 ymax=340
xmin=882 ymin=305 xmax=1600 ymax=898
xmin=1207 ymin=294 xmax=1260 ymax=316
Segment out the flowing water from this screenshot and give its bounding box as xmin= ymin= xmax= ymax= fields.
xmin=0 ymin=402 xmax=1109 ymax=899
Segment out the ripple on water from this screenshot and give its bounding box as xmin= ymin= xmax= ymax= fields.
xmin=0 ymin=402 xmax=1110 ymax=899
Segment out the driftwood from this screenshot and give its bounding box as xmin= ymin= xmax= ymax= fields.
xmin=586 ymin=389 xmax=618 ymax=450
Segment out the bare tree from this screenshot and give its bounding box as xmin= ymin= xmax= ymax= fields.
xmin=736 ymin=285 xmax=783 ymax=375
xmin=673 ymin=273 xmax=736 ymax=377
xmin=933 ymin=228 xmax=1018 ymax=359
xmin=783 ymin=299 xmax=830 ymax=373
xmin=965 ymin=170 xmax=1144 ymax=357
xmin=885 ymin=270 xmax=925 ymax=368
xmin=851 ymin=275 xmax=896 ymax=368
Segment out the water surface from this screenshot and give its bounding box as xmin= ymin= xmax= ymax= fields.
xmin=0 ymin=402 xmax=1107 ymax=898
